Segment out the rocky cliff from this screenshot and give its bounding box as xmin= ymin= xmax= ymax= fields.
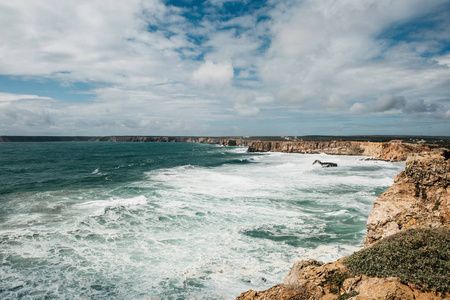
xmin=247 ymin=141 xmax=429 ymax=161
xmin=237 ymin=150 xmax=450 ymax=299
xmin=364 ymin=151 xmax=450 ymax=247
xmin=237 ymin=257 xmax=446 ymax=300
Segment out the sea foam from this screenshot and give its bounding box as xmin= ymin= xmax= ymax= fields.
xmin=0 ymin=143 xmax=405 ymax=299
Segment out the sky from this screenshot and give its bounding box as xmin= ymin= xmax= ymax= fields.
xmin=0 ymin=0 xmax=449 ymax=136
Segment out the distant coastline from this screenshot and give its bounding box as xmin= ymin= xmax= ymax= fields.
xmin=1 ymin=135 xmax=449 ymax=147
xmin=2 ymin=136 xmax=448 ymax=163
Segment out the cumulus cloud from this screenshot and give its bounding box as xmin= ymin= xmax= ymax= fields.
xmin=0 ymin=0 xmax=190 ymax=86
xmin=233 ymin=92 xmax=260 ymax=116
xmin=262 ymin=0 xmax=450 ymax=112
xmin=323 ymin=95 xmax=348 ymax=110
xmin=0 ymin=104 xmax=55 ymax=128
xmin=350 ymin=95 xmax=442 ymax=116
xmin=403 ymin=99 xmax=440 ymax=114
xmin=445 ymin=110 xmax=450 ymax=119
xmin=0 ymin=92 xmax=52 ymax=102
xmin=276 ymin=87 xmax=314 ymax=104
xmin=373 ymin=95 xmax=407 ymax=112
xmin=192 ymin=60 xmax=234 ymax=87
xmin=0 ymin=0 xmax=449 ymax=135
xmin=349 ymin=103 xmax=367 ymax=115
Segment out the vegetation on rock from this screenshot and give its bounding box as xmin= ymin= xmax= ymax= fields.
xmin=344 ymin=227 xmax=450 ymax=293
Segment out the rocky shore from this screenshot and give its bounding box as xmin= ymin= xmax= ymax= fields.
xmin=237 ymin=150 xmax=450 ymax=300
xmin=364 ymin=151 xmax=450 ymax=247
xmin=247 ymin=141 xmax=431 ymax=162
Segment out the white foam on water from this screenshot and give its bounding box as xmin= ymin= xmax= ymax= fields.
xmin=75 ymin=195 xmax=147 ymax=216
xmin=0 ymin=150 xmax=405 ymax=299
xmin=293 ymin=244 xmax=361 ymax=263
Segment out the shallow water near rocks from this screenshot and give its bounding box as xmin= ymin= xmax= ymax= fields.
xmin=0 ymin=142 xmax=404 ymax=299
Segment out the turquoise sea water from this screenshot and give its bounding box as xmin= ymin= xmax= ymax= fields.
xmin=0 ymin=142 xmax=404 ymax=299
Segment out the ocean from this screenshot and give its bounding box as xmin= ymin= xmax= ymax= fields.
xmin=0 ymin=142 xmax=404 ymax=299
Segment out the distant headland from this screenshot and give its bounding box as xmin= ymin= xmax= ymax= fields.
xmin=1 ymin=135 xmax=449 ymax=146
xmin=2 ymin=136 xmax=449 ymax=162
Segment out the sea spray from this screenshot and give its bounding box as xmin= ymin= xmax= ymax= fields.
xmin=0 ymin=142 xmax=404 ymax=299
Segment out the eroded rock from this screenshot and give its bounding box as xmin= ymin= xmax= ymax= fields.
xmin=364 ymin=151 xmax=450 ymax=247
xmin=247 ymin=141 xmax=428 ymax=161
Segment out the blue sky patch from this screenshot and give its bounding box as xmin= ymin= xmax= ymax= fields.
xmin=0 ymin=76 xmax=97 ymax=103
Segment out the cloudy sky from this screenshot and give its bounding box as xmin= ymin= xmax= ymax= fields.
xmin=0 ymin=0 xmax=449 ymax=136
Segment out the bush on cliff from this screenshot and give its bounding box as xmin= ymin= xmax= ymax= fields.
xmin=344 ymin=227 xmax=450 ymax=293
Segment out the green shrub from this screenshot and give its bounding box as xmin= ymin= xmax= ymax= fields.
xmin=326 ymin=271 xmax=352 ymax=294
xmin=344 ymin=227 xmax=450 ymax=293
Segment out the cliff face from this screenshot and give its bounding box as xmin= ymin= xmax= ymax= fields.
xmin=364 ymin=151 xmax=450 ymax=247
xmin=247 ymin=141 xmax=429 ymax=161
xmin=237 ymin=151 xmax=449 ymax=300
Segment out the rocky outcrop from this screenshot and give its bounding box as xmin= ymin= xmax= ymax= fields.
xmin=247 ymin=141 xmax=429 ymax=161
xmin=237 ymin=151 xmax=450 ymax=300
xmin=237 ymin=259 xmax=347 ymax=300
xmin=237 ymin=259 xmax=444 ymax=300
xmin=364 ymin=150 xmax=450 ymax=247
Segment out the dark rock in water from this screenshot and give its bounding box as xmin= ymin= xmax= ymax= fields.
xmin=312 ymin=160 xmax=337 ymax=167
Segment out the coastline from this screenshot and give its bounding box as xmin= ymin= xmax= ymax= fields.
xmin=1 ymin=138 xmax=448 ymax=298
xmin=247 ymin=140 xmax=430 ymax=162
xmin=236 ymin=150 xmax=450 ymax=299
xmin=1 ymin=142 xmax=400 ymax=298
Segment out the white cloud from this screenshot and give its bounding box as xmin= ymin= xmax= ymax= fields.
xmin=276 ymin=87 xmax=314 ymax=104
xmin=403 ymin=99 xmax=440 ymax=114
xmin=373 ymin=95 xmax=406 ymax=112
xmin=349 ymin=95 xmax=441 ymax=116
xmin=349 ymin=102 xmax=366 ymax=115
xmin=0 ymin=0 xmax=449 ymax=135
xmin=436 ymin=53 xmax=450 ymax=67
xmin=233 ymin=103 xmax=259 ymax=116
xmin=0 ymin=0 xmax=190 ymax=86
xmin=0 ymin=92 xmax=52 ymax=102
xmin=445 ymin=110 xmax=450 ymax=119
xmin=323 ymin=95 xmax=347 ymax=110
xmin=261 ymin=0 xmax=450 ymax=113
xmin=233 ymin=92 xmax=260 ymax=116
xmin=192 ymin=60 xmax=234 ymax=87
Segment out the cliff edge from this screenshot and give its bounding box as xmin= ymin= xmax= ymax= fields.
xmin=247 ymin=141 xmax=429 ymax=161
xmin=364 ymin=150 xmax=450 ymax=247
xmin=237 ymin=151 xmax=450 ymax=300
